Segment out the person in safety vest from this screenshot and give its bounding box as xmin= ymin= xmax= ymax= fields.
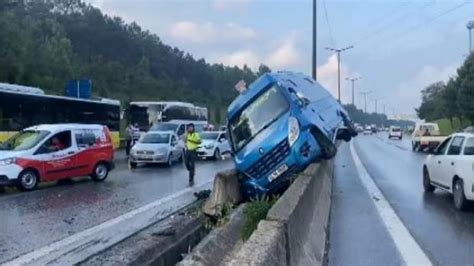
xmin=185 ymin=123 xmax=201 ymax=186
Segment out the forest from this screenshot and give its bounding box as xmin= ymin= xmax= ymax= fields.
xmin=0 ymin=0 xmax=271 ymax=123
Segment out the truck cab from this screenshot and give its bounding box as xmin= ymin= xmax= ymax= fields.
xmin=226 ymin=72 xmax=355 ymax=199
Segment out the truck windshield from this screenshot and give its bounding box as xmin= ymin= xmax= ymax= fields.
xmin=229 ymin=85 xmax=289 ymax=151
xmin=0 ymin=130 xmax=50 ymax=151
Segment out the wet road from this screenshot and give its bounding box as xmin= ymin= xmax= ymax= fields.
xmin=0 ymin=152 xmax=233 ymax=263
xmin=329 ymin=133 xmax=474 ymax=266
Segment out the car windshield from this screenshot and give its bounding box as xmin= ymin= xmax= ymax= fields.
xmin=150 ymin=123 xmax=179 ymax=132
xmin=392 ymin=128 xmax=401 ymax=132
xmin=420 ymin=125 xmax=435 ymax=131
xmin=229 ymin=84 xmax=289 ymax=151
xmin=140 ymin=133 xmax=170 ymax=144
xmin=0 ymin=130 xmax=50 ymax=151
xmin=201 ymin=132 xmax=219 ymax=140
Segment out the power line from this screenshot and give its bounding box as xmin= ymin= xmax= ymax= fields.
xmin=322 ymin=0 xmax=335 ymax=47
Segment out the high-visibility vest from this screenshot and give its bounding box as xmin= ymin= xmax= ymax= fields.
xmin=186 ymin=132 xmax=201 ymax=151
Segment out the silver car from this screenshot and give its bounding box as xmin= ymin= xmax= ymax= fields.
xmin=129 ymin=131 xmax=184 ymax=168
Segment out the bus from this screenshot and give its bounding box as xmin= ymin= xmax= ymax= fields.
xmin=0 ymin=83 xmax=121 ymax=148
xmin=127 ymin=101 xmax=208 ymax=133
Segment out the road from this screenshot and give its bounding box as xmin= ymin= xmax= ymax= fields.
xmin=0 ymin=152 xmax=233 ymax=263
xmin=329 ymin=133 xmax=474 ymax=266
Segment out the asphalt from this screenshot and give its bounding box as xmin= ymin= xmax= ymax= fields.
xmin=0 ymin=151 xmax=233 ymax=263
xmin=329 ymin=133 xmax=474 ymax=266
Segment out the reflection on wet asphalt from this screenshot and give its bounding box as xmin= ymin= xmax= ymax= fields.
xmin=0 ymin=152 xmax=234 ymax=263
xmin=330 ymin=133 xmax=474 ymax=266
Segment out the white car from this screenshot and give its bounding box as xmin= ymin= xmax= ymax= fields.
xmin=363 ymin=127 xmax=372 ymax=135
xmin=197 ymin=131 xmax=231 ymax=160
xmin=129 ymin=131 xmax=184 ymax=168
xmin=423 ymin=133 xmax=474 ymax=210
xmin=388 ymin=126 xmax=402 ymax=140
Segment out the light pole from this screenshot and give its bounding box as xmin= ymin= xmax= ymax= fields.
xmin=359 ymin=90 xmax=371 ymax=113
xmin=346 ymin=76 xmax=361 ymax=106
xmin=326 ymin=45 xmax=354 ymax=102
xmin=312 ymin=0 xmax=317 ymax=80
xmin=467 ymin=21 xmax=474 ymax=53
xmin=371 ymin=97 xmax=384 ymax=113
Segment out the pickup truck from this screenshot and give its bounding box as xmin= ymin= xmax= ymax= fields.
xmin=411 ymin=122 xmax=447 ymax=152
xmin=423 ymin=133 xmax=474 ymax=210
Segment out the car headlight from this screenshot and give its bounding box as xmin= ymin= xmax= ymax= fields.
xmin=0 ymin=157 xmax=16 ymax=165
xmin=204 ymin=144 xmax=215 ymax=149
xmin=288 ymin=116 xmax=300 ymax=147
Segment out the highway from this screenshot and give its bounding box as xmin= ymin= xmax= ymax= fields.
xmin=329 ymin=133 xmax=474 ymax=266
xmin=0 ymin=152 xmax=233 ymax=263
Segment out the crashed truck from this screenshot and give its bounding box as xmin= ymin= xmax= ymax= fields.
xmin=226 ymin=71 xmax=357 ymax=199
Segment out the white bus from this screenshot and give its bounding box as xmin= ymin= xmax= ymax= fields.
xmin=127 ymin=101 xmax=208 ymax=136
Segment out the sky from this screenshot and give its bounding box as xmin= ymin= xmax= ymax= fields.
xmin=84 ymin=0 xmax=472 ymax=117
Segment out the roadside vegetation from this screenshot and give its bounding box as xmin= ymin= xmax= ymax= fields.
xmin=241 ymin=196 xmax=278 ymax=240
xmin=417 ymin=53 xmax=474 ymax=132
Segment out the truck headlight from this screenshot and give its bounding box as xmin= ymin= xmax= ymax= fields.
xmin=0 ymin=157 xmax=16 ymax=165
xmin=288 ymin=116 xmax=300 ymax=147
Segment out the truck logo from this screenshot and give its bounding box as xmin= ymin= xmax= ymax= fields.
xmin=259 ymin=148 xmax=264 ymax=155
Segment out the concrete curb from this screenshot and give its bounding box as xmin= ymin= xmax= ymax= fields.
xmin=228 ymin=160 xmax=334 ymax=266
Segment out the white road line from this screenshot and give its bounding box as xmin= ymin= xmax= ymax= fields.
xmin=2 ymin=181 xmax=212 ymax=266
xmin=350 ymin=141 xmax=432 ymax=266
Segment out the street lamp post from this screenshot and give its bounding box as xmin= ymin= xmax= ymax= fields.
xmin=346 ymin=76 xmax=361 ymax=106
xmin=359 ymin=90 xmax=371 ymax=113
xmin=312 ymin=0 xmax=317 ymax=80
xmin=326 ymin=45 xmax=354 ymax=102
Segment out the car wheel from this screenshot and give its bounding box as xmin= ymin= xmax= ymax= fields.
xmin=92 ymin=162 xmax=109 ymax=182
xmin=17 ymin=170 xmax=39 ymax=191
xmin=453 ymin=178 xmax=468 ymax=211
xmin=129 ymin=160 xmax=137 ymax=169
xmin=423 ymin=167 xmax=435 ymax=193
xmin=167 ymin=153 xmax=173 ymax=167
xmin=213 ymin=148 xmax=221 ymax=160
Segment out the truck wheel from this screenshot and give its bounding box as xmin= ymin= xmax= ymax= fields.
xmin=92 ymin=162 xmax=109 ymax=182
xmin=453 ymin=178 xmax=469 ymax=211
xmin=311 ymin=127 xmax=336 ymax=160
xmin=341 ymin=113 xmax=357 ymax=137
xmin=423 ymin=167 xmax=435 ymax=193
xmin=17 ymin=170 xmax=39 ymax=191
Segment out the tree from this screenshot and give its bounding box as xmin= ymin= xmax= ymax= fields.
xmin=415 ymin=82 xmax=445 ymax=121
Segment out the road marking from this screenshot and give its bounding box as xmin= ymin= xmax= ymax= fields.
xmin=2 ymin=181 xmax=213 ymax=266
xmin=350 ymin=141 xmax=432 ymax=266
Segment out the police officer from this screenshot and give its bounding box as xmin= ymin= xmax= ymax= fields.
xmin=185 ymin=123 xmax=201 ymax=186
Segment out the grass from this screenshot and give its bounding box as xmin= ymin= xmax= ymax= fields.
xmin=434 ymin=117 xmax=471 ymax=135
xmin=241 ymin=196 xmax=278 ymax=241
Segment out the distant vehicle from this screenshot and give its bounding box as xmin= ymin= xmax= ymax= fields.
xmin=129 ymin=131 xmax=184 ymax=168
xmin=150 ymin=122 xmax=206 ymax=139
xmin=388 ymin=126 xmax=402 ymax=140
xmin=0 ymin=124 xmax=114 ymax=191
xmin=127 ymin=101 xmax=208 ymax=133
xmin=356 ymin=126 xmax=364 ymax=133
xmin=370 ymin=125 xmax=377 ymax=134
xmin=197 ymin=131 xmax=231 ymax=160
xmin=0 ymin=83 xmax=121 ymax=148
xmin=227 ymin=71 xmax=356 ymax=199
xmin=412 ymin=122 xmax=447 ymax=152
xmin=423 ymin=133 xmax=474 ymax=211
xmin=363 ymin=126 xmax=372 ymax=135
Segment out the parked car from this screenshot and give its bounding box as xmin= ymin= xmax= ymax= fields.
xmin=388 ymin=126 xmax=402 ymax=140
xmin=129 ymin=131 xmax=184 ymax=168
xmin=227 ymin=71 xmax=356 ymax=199
xmin=0 ymin=124 xmax=114 ymax=191
xmin=423 ymin=133 xmax=474 ymax=210
xmin=197 ymin=131 xmax=231 ymax=160
xmin=363 ymin=126 xmax=372 ymax=135
xmin=412 ymin=122 xmax=447 ymax=152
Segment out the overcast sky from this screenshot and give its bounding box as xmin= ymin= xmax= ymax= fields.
xmin=84 ymin=0 xmax=472 ymax=117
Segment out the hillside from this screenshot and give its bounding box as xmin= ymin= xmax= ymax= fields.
xmin=0 ymin=0 xmax=270 ymax=123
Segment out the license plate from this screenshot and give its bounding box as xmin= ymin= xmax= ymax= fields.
xmin=268 ymin=164 xmax=288 ymax=182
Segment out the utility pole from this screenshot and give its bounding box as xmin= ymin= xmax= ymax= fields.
xmin=467 ymin=21 xmax=473 ymax=53
xmin=312 ymin=0 xmax=317 ymax=80
xmin=359 ymin=90 xmax=371 ymax=113
xmin=371 ymin=97 xmax=384 ymax=114
xmin=383 ymin=104 xmax=386 ymax=115
xmin=346 ymin=76 xmax=361 ymax=106
xmin=326 ymin=45 xmax=354 ymax=102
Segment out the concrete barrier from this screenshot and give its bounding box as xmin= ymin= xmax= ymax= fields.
xmin=228 ymin=160 xmax=334 ymax=266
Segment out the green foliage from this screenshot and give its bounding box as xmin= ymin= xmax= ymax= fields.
xmin=0 ymin=0 xmax=271 ymax=124
xmin=204 ymin=202 xmax=235 ymax=231
xmin=435 ymin=117 xmax=471 ymax=135
xmin=241 ymin=196 xmax=277 ymax=241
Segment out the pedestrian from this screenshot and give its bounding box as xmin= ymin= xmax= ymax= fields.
xmin=125 ymin=123 xmax=134 ymax=156
xmin=185 ymin=123 xmax=201 ymax=186
xmin=132 ymin=123 xmax=141 ymax=143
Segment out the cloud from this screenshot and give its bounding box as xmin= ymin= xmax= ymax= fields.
xmin=394 ymin=64 xmax=458 ymax=115
xmin=267 ymin=38 xmax=301 ymax=69
xmin=317 ymin=54 xmax=357 ymax=103
xmin=169 ymin=21 xmax=256 ymax=43
xmin=213 ymin=50 xmax=260 ymax=69
xmin=214 ymin=0 xmax=252 ymax=10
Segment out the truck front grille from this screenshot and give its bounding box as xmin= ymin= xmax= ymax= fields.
xmin=245 ymin=139 xmax=290 ymax=178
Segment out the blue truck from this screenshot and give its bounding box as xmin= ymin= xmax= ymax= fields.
xmin=226 ymin=71 xmax=356 ymax=199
